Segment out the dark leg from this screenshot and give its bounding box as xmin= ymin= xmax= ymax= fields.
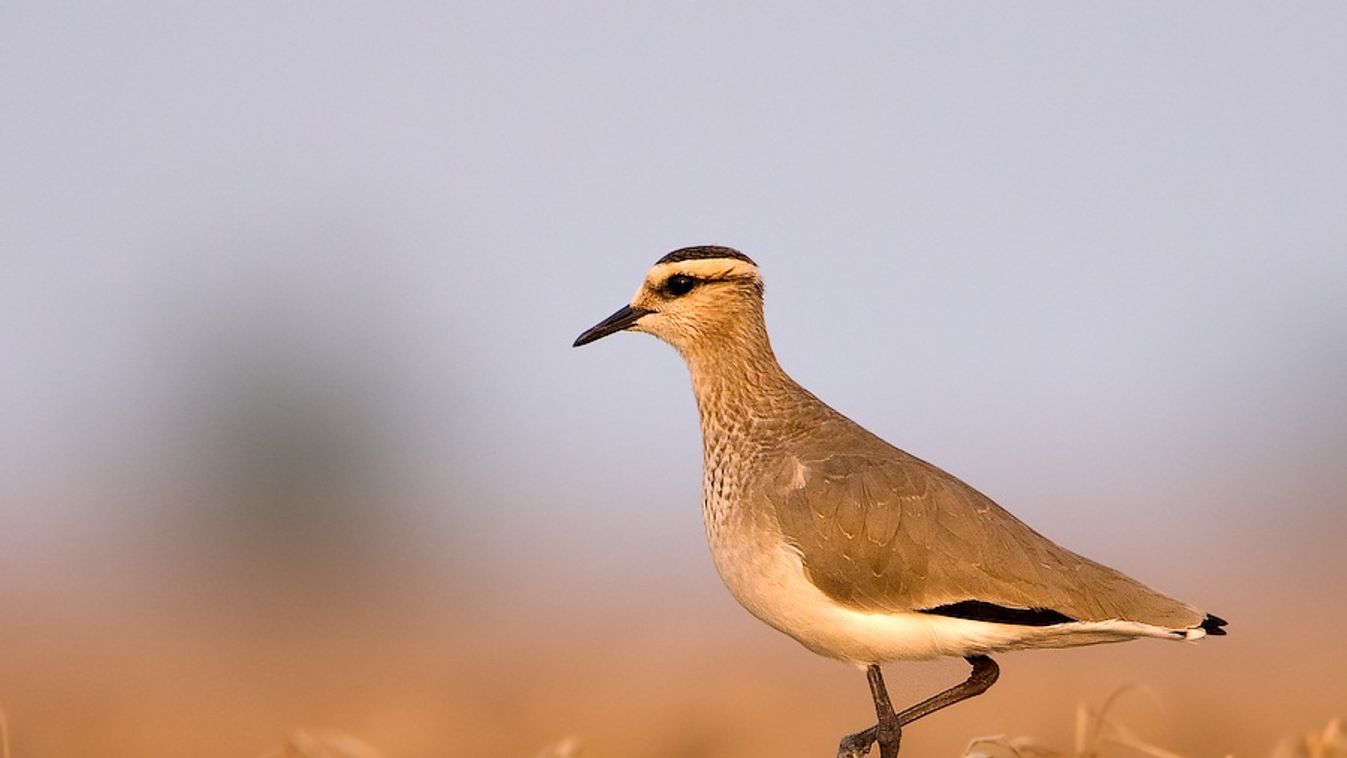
xmin=835 ymin=656 xmax=1000 ymax=758
xmin=895 ymin=655 xmax=999 ymax=726
xmin=836 ymin=665 xmax=901 ymax=758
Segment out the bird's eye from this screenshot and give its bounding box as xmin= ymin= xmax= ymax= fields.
xmin=665 ymin=274 xmax=697 ymax=296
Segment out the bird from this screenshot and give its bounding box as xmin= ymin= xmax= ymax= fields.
xmin=573 ymin=246 xmax=1226 ymax=758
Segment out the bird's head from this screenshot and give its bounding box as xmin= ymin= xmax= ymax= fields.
xmin=573 ymin=246 xmax=764 ymax=355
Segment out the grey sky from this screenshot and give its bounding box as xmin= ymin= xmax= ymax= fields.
xmin=2 ymin=3 xmax=1345 ymax=601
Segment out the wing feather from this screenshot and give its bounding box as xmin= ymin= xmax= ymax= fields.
xmin=764 ymin=421 xmax=1203 ymax=629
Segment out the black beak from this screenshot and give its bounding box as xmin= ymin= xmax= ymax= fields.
xmin=573 ymin=305 xmax=652 ymax=347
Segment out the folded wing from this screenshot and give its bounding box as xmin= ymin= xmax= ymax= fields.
xmin=765 ymin=420 xmax=1205 ymax=631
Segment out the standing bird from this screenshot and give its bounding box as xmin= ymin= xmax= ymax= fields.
xmin=573 ymin=246 xmax=1225 ymax=757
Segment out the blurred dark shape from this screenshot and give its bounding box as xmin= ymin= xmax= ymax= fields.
xmin=201 ymin=332 xmax=388 ymax=578
xmin=147 ymin=237 xmax=468 ymax=619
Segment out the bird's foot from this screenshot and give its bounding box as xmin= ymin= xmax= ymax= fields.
xmin=836 ymin=716 xmax=901 ymax=758
xmin=836 ymin=725 xmax=874 ymax=758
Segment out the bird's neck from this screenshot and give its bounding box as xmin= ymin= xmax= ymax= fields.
xmin=679 ymin=326 xmax=811 ymax=461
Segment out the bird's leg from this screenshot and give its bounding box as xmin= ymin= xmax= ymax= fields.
xmin=836 ymin=657 xmax=999 ymax=757
xmin=836 ymin=664 xmax=902 ymax=758
xmin=894 ymin=655 xmax=999 ymax=727
xmin=866 ymin=665 xmax=903 ymax=757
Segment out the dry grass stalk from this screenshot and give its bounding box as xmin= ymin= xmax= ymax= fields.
xmin=535 ymin=736 xmax=582 ymax=758
xmin=1270 ymin=719 xmax=1347 ymax=758
xmin=965 ymin=734 xmax=1062 ymax=757
xmin=257 ymin=730 xmax=384 ymax=758
xmin=967 ymin=688 xmax=1344 ymax=758
xmin=966 ymin=685 xmax=1184 ymax=758
xmin=1 ymin=705 xmax=11 ymax=758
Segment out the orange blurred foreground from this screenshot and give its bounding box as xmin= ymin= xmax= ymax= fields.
xmin=2 ymin=564 xmax=1343 ymax=758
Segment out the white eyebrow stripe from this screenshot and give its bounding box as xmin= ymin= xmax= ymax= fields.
xmin=647 ymin=259 xmax=759 ymax=283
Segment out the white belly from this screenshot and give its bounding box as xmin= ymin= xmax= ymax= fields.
xmin=704 ymin=510 xmax=1193 ymax=664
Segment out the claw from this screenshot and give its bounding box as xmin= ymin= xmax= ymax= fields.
xmin=837 ymin=726 xmax=876 ymax=758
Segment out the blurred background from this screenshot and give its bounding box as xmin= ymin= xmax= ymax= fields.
xmin=2 ymin=2 xmax=1345 ymax=756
